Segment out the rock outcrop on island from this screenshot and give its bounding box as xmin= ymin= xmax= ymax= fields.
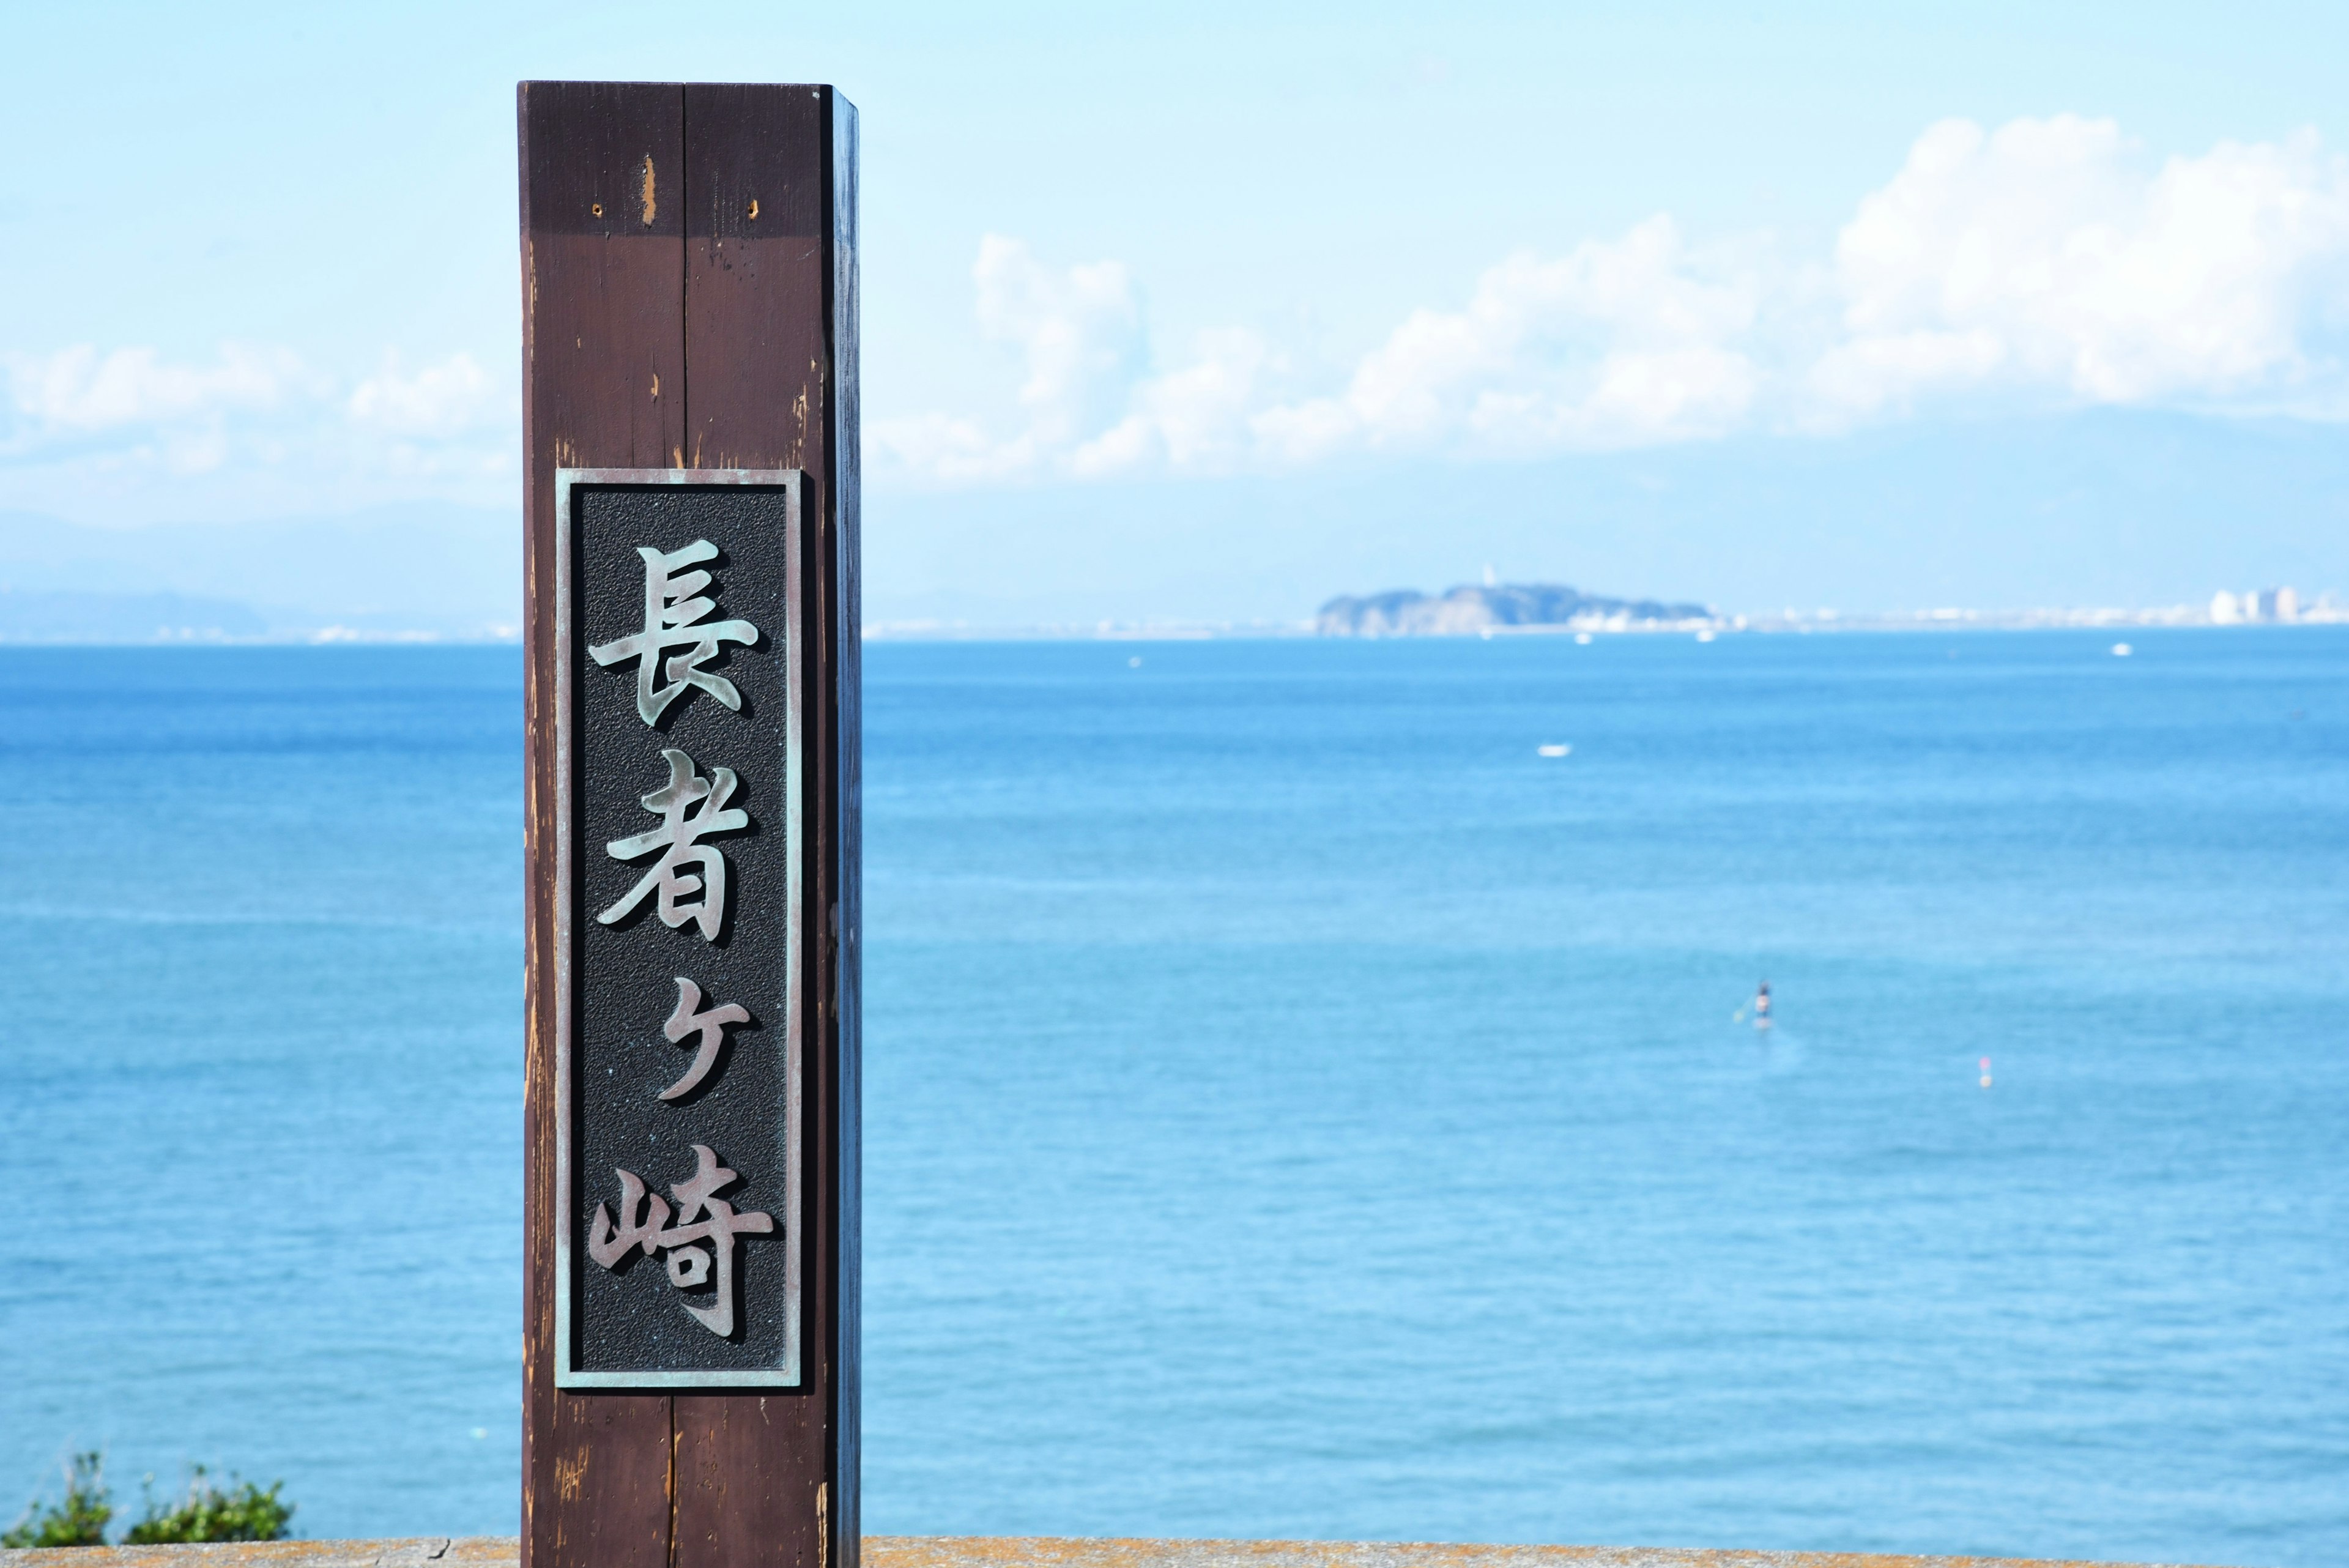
xmin=1316 ymin=582 xmax=1715 ymax=636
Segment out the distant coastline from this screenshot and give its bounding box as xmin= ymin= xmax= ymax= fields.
xmin=0 ymin=587 xmax=519 ymax=645
xmin=12 ymin=583 xmax=2332 ymax=648
xmin=865 ymin=587 xmax=2349 ymax=642
xmin=1318 ymin=582 xmax=1714 ymax=637
xmin=1311 ymin=579 xmax=2349 ymax=639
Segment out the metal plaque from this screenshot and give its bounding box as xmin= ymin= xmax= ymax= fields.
xmin=554 ymin=469 xmax=804 ymax=1388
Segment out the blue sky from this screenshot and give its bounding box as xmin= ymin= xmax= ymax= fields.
xmin=5 ymin=0 xmax=2348 ymax=626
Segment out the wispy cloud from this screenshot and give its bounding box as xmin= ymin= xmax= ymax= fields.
xmin=1 ymin=341 xmax=514 ymax=508
xmin=9 ymin=343 xmax=310 ymax=434
xmin=1256 ymin=217 xmax=1764 ymax=461
xmin=347 ymin=352 xmax=496 ymax=440
xmin=875 ymin=115 xmax=2349 ymax=486
xmin=874 ymin=236 xmax=1149 ymax=483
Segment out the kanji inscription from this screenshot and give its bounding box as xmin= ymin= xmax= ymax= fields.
xmin=589 ymin=539 xmax=763 ymax=726
xmin=599 ymin=747 xmax=751 ymax=941
xmin=557 ymin=472 xmax=804 ymax=1386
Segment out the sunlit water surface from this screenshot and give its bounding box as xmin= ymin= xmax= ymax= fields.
xmin=1 ymin=633 xmax=2342 ymax=1565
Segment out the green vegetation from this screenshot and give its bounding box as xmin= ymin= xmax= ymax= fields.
xmin=4 ymin=1453 xmax=294 ymax=1548
xmin=125 ymin=1467 xmax=295 ymax=1544
xmin=3 ymin=1454 xmax=113 ymax=1547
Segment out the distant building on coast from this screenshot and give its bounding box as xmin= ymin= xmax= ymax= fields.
xmin=2211 ymin=587 xmax=2306 ymax=623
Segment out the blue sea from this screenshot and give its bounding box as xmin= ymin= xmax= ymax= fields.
xmin=2 ymin=631 xmax=2344 ymax=1566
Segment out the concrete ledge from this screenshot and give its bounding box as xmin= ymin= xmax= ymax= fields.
xmin=0 ymin=1544 xmax=505 ymax=1568
xmin=0 ymin=1538 xmax=2228 ymax=1568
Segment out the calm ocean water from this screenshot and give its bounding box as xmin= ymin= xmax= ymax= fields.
xmin=1 ymin=632 xmax=2343 ymax=1564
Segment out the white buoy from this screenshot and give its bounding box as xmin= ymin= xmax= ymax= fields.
xmin=1575 ymin=633 xmax=1593 ymax=645
xmin=2111 ymin=643 xmax=2132 ymax=657
xmin=1537 ymin=743 xmax=1572 ymax=758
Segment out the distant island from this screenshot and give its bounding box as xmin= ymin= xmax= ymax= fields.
xmin=1317 ymin=581 xmax=1716 ymax=637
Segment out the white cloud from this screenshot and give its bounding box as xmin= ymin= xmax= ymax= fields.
xmin=975 ymin=235 xmax=1145 ymax=445
xmin=1 ymin=342 xmax=513 ymax=503
xmin=874 ymin=236 xmax=1149 ymax=482
xmin=1262 ymin=218 xmax=1761 ymax=459
xmin=1815 ymin=115 xmax=2349 ymax=416
xmin=6 ymin=343 xmax=305 ymax=432
xmin=878 ymin=116 xmax=2349 ymax=487
xmin=878 ymin=218 xmax=1762 ymax=482
xmin=349 ymin=352 xmax=495 ymax=439
xmin=1075 ymin=328 xmax=1276 ymax=475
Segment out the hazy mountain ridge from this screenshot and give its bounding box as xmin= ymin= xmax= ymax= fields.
xmin=0 ymin=504 xmax=519 ymax=641
xmin=1319 ymin=582 xmax=1715 ymax=636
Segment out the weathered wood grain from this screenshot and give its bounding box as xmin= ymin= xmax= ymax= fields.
xmin=668 ymin=81 xmax=860 ymax=1568
xmin=521 ymin=78 xmax=859 ymax=1568
xmin=518 ymin=78 xmax=685 ymax=1568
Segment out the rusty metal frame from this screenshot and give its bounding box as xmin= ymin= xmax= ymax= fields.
xmin=552 ymin=466 xmax=806 ymax=1389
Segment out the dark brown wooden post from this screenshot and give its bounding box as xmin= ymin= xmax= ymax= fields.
xmin=519 ymin=81 xmax=858 ymax=1568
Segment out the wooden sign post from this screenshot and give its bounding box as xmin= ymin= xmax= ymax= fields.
xmin=518 ymin=81 xmax=859 ymax=1568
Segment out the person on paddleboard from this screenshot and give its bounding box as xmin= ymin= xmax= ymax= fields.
xmin=1754 ymin=980 xmax=1772 ymax=1030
